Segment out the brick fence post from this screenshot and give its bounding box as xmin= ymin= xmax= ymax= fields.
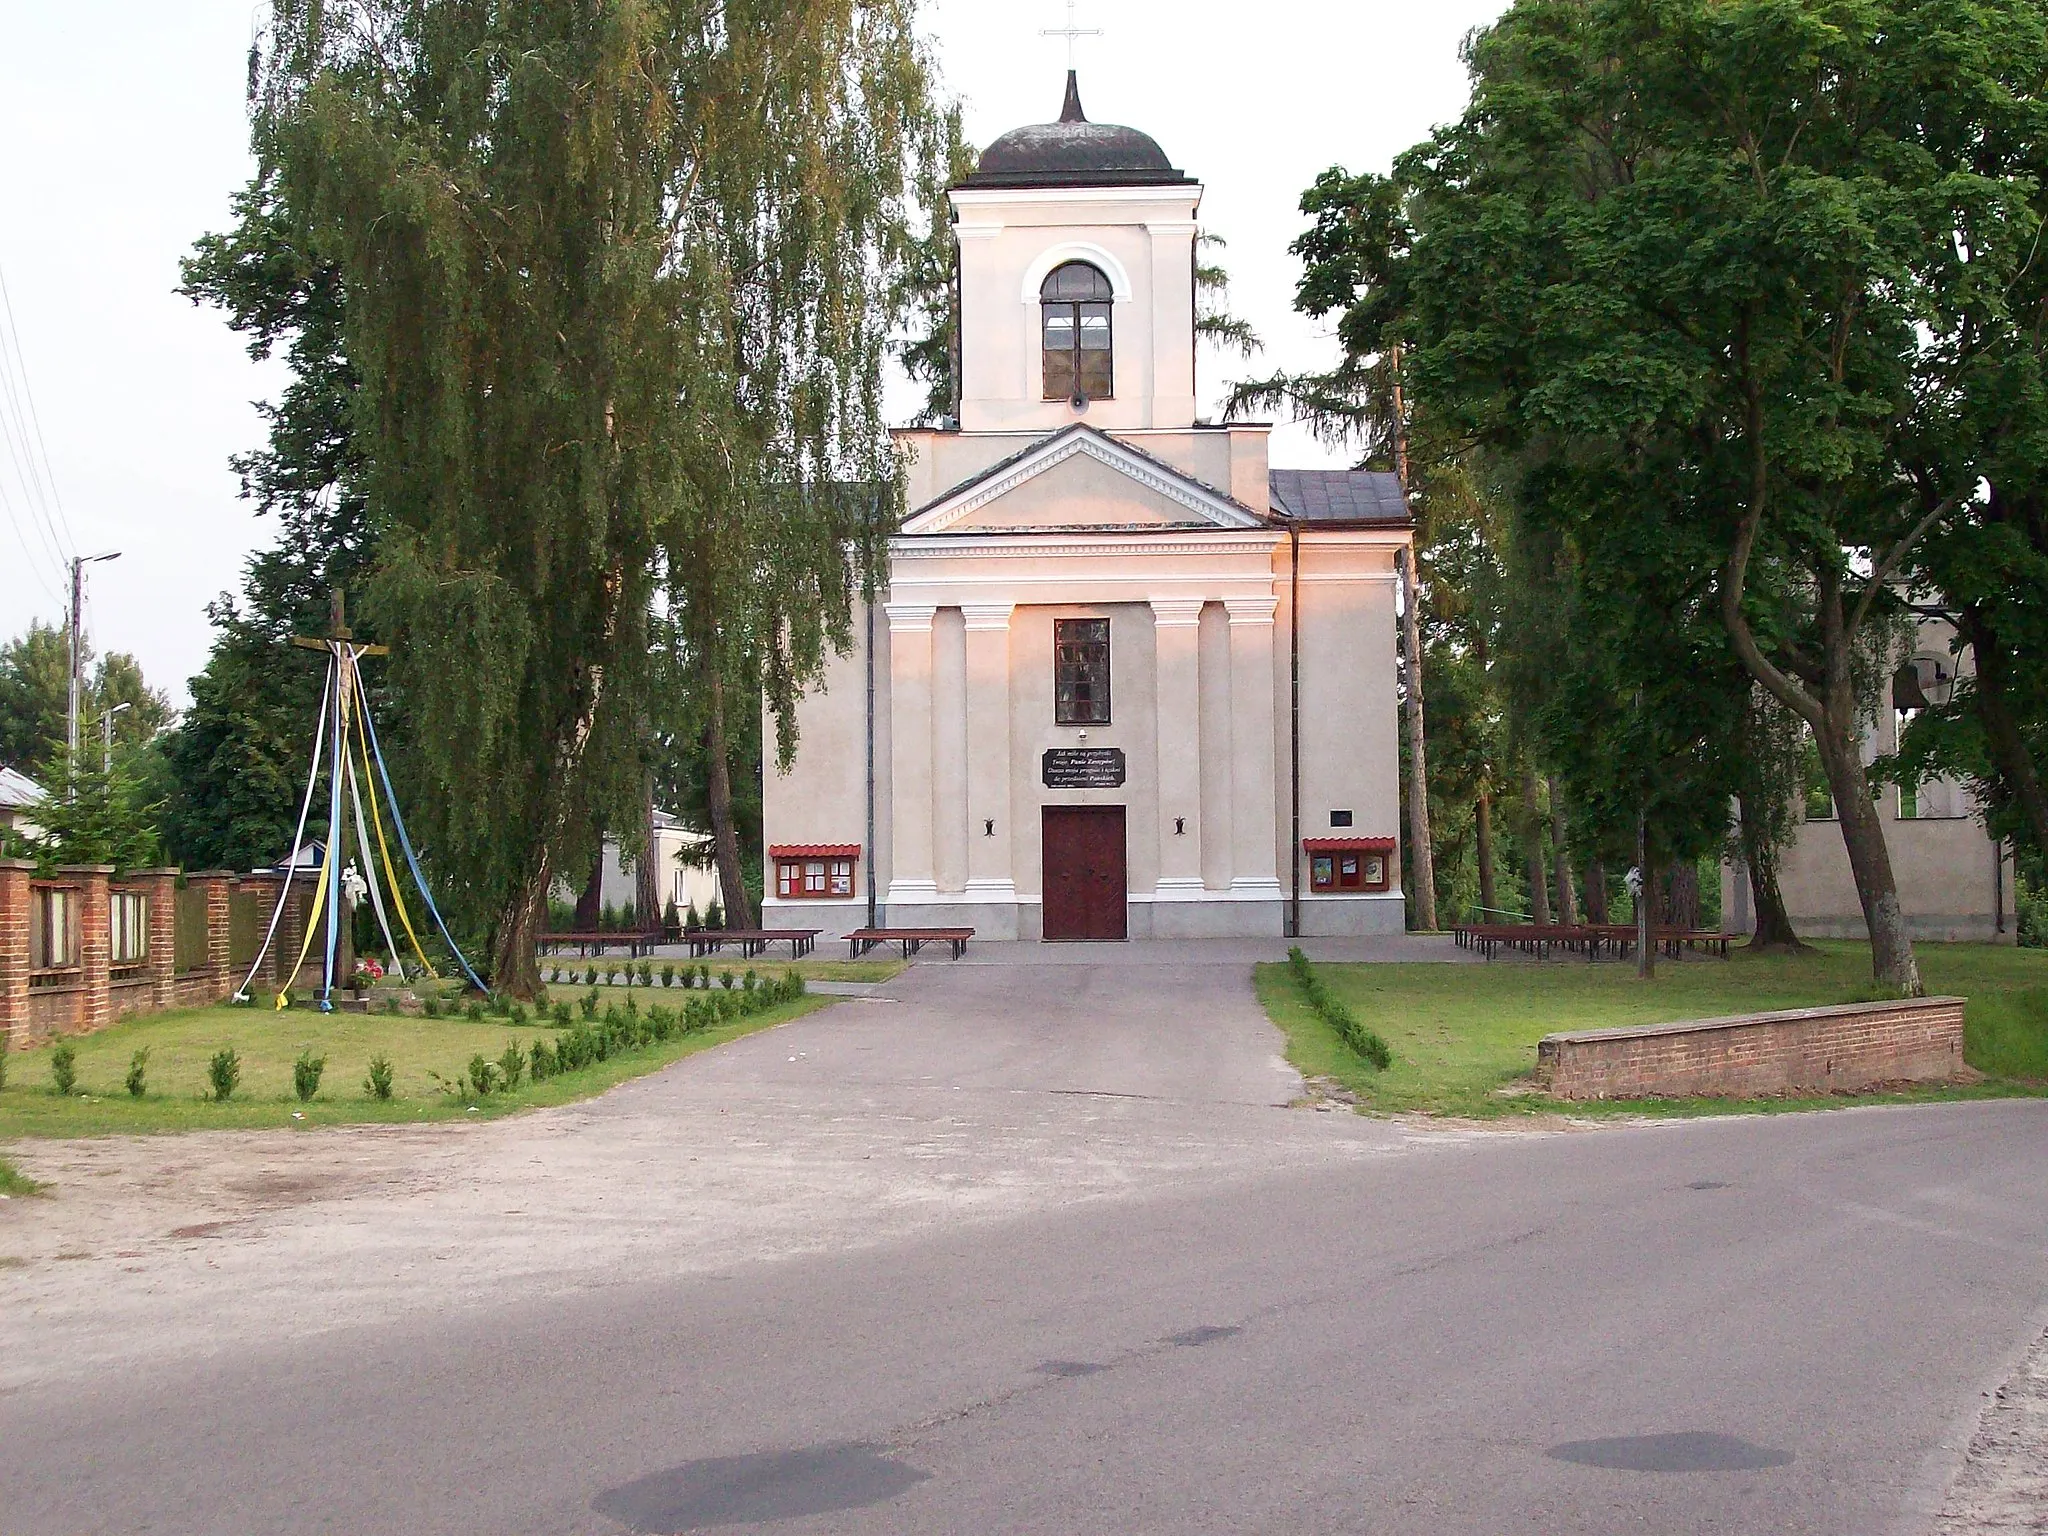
xmin=129 ymin=868 xmax=180 ymax=1010
xmin=237 ymin=873 xmax=284 ymax=991
xmin=0 ymin=857 xmax=30 ymax=1052
xmin=61 ymin=865 xmax=115 ymax=1039
xmin=188 ymin=872 xmax=234 ymax=1001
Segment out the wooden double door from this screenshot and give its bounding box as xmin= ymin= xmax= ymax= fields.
xmin=1041 ymin=806 xmax=1128 ymax=941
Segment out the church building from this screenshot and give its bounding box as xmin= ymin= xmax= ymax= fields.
xmin=763 ymin=76 xmax=1413 ymax=941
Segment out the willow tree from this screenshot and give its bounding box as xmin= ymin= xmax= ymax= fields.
xmin=254 ymin=1 xmax=941 ymax=993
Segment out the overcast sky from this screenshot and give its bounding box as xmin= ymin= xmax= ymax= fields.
xmin=0 ymin=0 xmax=1505 ymax=710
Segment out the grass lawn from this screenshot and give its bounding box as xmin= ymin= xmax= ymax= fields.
xmin=1257 ymin=941 xmax=2048 ymax=1118
xmin=0 ymin=1155 xmax=40 ymax=1196
xmin=0 ymin=991 xmax=833 ymax=1138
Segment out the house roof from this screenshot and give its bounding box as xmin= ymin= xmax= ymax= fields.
xmin=0 ymin=766 xmax=43 ymax=810
xmin=961 ymin=73 xmax=1192 ymax=192
xmin=1268 ymin=469 xmax=1411 ymax=525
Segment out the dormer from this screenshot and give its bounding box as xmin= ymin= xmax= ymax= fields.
xmin=948 ymin=74 xmax=1203 ymax=435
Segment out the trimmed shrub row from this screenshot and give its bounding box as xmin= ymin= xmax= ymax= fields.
xmin=1287 ymin=947 xmax=1393 ymax=1071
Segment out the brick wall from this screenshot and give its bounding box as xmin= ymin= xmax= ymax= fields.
xmin=0 ymin=866 xmax=317 ymax=1048
xmin=1535 ymin=997 xmax=1969 ymax=1100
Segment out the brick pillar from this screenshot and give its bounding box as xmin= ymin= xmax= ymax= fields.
xmin=0 ymin=857 xmax=30 ymax=1052
xmin=238 ymin=873 xmax=285 ymax=990
xmin=62 ymin=865 xmax=115 ymax=1039
xmin=188 ymin=872 xmax=234 ymax=1001
xmin=129 ymin=868 xmax=179 ymax=1010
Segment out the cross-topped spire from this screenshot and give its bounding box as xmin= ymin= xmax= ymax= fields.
xmin=1041 ymin=0 xmax=1102 ymax=72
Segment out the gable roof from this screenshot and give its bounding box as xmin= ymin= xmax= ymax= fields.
xmin=1268 ymin=469 xmax=1410 ymax=525
xmin=902 ymin=423 xmax=1267 ymax=536
xmin=0 ymin=766 xmax=42 ymax=811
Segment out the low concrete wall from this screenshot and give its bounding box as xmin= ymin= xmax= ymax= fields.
xmin=1535 ymin=997 xmax=1969 ymax=1100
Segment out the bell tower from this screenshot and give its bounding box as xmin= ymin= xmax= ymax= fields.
xmin=948 ymin=74 xmax=1203 ymax=435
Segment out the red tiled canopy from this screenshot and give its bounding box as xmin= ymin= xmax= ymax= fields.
xmin=1301 ymin=837 xmax=1397 ymax=854
xmin=769 ymin=844 xmax=862 ymax=860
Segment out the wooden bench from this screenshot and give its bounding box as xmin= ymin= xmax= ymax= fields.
xmin=684 ymin=928 xmax=820 ymax=960
xmin=538 ymin=930 xmax=666 ymax=959
xmin=847 ymin=927 xmax=974 ymax=960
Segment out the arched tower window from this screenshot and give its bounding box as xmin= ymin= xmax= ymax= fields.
xmin=1041 ymin=262 xmax=1114 ymax=402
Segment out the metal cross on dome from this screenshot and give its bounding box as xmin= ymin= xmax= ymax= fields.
xmin=1042 ymin=0 xmax=1102 ymax=70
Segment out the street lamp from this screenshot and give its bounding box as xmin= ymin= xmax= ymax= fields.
xmin=101 ymin=700 xmax=132 ymax=775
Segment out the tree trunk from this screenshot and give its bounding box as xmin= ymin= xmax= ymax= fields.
xmin=1522 ymin=767 xmax=1552 ymax=925
xmin=1738 ymin=790 xmax=1808 ymax=952
xmin=1666 ymin=861 xmax=1701 ymax=932
xmin=1961 ymin=604 xmax=2048 ymax=858
xmin=574 ymin=854 xmax=603 ymax=930
xmin=1398 ymin=548 xmax=1438 ymax=931
xmin=1475 ymin=785 xmax=1498 ymax=918
xmin=1584 ymin=856 xmax=1609 ymax=925
xmin=635 ymin=768 xmax=660 ymax=934
xmin=1818 ymin=732 xmax=1924 ymax=994
xmin=704 ymin=663 xmax=755 ymax=931
xmin=492 ymin=854 xmax=551 ymax=1001
xmin=1547 ymin=776 xmax=1579 ymax=925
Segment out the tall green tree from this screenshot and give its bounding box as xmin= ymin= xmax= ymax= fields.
xmin=253 ymin=0 xmax=942 ymax=993
xmin=0 ymin=623 xmax=170 ymax=781
xmin=163 ymin=171 xmax=373 ymax=873
xmin=1323 ymin=0 xmax=2048 ymax=993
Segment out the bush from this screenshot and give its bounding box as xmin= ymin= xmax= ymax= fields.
xmin=509 ymin=1003 xmax=528 ymax=1026
xmin=467 ymin=1055 xmax=498 ymax=1098
xmin=126 ymin=1047 xmax=150 ymax=1099
xmin=365 ymin=1054 xmax=395 ymax=1100
xmin=705 ymin=898 xmax=724 ymax=930
xmin=698 ymin=963 xmax=711 ymax=988
xmin=208 ymin=1046 xmax=242 ymax=1102
xmin=637 ymin=961 xmax=653 ymax=988
xmin=293 ymin=1051 xmax=327 ymax=1102
xmin=661 ymin=963 xmax=675 ymax=988
xmin=1286 ymin=948 xmax=1392 ymax=1071
xmin=422 ymin=996 xmax=442 ymax=1019
xmin=50 ymin=1042 xmax=77 ymax=1096
xmin=497 ymin=1042 xmax=526 ymax=1091
xmin=465 ymin=1000 xmax=485 ymax=1023
xmin=584 ymin=966 xmax=598 ymax=987
xmin=529 ymin=1038 xmax=556 ymax=1080
xmin=720 ymin=970 xmax=736 ymax=990
xmin=552 ymin=1001 xmax=572 ymax=1027
xmin=383 ymin=997 xmax=402 ymax=1016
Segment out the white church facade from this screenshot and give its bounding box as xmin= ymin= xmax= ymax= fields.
xmin=762 ymin=76 xmax=1412 ymax=941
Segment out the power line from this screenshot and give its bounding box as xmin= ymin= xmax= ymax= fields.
xmin=0 ymin=258 xmax=78 ymax=580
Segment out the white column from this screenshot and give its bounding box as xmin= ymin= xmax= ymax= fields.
xmin=1227 ymin=596 xmax=1282 ymax=897
xmin=1198 ymin=601 xmax=1233 ymax=891
xmin=933 ymin=608 xmax=969 ymax=895
xmin=886 ymin=603 xmax=939 ymax=905
xmin=964 ymin=604 xmax=1016 ymax=901
xmin=1151 ymin=599 xmax=1204 ymax=897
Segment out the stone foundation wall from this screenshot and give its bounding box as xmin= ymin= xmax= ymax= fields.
xmin=1535 ymin=997 xmax=1969 ymax=1101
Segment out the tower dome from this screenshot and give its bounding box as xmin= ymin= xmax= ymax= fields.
xmin=962 ymin=73 xmax=1191 ymax=189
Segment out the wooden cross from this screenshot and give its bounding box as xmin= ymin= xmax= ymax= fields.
xmin=1042 ymin=0 xmax=1102 ymax=70
xmin=293 ymin=590 xmax=389 ymax=656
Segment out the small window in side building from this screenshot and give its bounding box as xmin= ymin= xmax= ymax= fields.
xmin=1330 ymin=810 xmax=1354 ymax=828
xmin=1054 ymin=618 xmax=1112 ymax=725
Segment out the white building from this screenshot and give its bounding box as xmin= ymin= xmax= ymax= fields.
xmin=762 ymin=75 xmax=1412 ymax=942
xmin=1723 ymin=617 xmax=2019 ymax=943
xmin=0 ymin=767 xmax=43 ymax=842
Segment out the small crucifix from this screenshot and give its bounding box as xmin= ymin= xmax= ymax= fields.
xmin=1041 ymin=0 xmax=1102 ymax=71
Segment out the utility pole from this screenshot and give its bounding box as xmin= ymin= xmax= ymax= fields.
xmin=67 ymin=551 xmax=122 ymax=774
xmin=1391 ymin=345 xmax=1437 ymax=931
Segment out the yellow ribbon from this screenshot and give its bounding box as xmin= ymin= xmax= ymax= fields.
xmin=276 ymin=837 xmax=333 ymax=1009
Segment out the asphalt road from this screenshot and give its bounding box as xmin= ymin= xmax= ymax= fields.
xmin=2 ymin=952 xmax=2044 ymax=1535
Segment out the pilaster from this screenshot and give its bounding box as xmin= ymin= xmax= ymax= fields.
xmin=190 ymin=872 xmax=235 ymax=998
xmin=885 ymin=603 xmax=939 ymax=904
xmin=933 ymin=608 xmax=969 ymax=894
xmin=1224 ymin=599 xmax=1282 ymax=896
xmin=1150 ymin=599 xmax=1205 ymax=898
xmin=128 ymin=868 xmax=179 ymax=1010
xmin=963 ymin=603 xmax=1017 ymax=902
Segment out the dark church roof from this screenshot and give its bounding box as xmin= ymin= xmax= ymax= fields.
xmin=961 ymin=73 xmax=1192 ymax=190
xmin=1268 ymin=469 xmax=1411 ymax=525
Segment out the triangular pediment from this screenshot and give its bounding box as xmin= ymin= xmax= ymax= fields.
xmin=903 ymin=425 xmax=1266 ymax=535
